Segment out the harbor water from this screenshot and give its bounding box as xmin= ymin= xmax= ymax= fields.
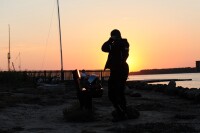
xmin=128 ymin=73 xmax=200 ymax=89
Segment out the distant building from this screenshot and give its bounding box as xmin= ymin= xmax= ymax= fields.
xmin=196 ymin=61 xmax=200 ymax=72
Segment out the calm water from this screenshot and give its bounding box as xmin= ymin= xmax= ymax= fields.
xmin=128 ymin=73 xmax=200 ymax=89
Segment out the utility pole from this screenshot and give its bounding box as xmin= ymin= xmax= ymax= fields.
xmin=56 ymin=0 xmax=64 ymax=81
xmin=8 ymin=24 xmax=11 ymax=71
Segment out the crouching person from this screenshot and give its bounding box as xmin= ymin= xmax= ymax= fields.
xmin=72 ymin=70 xmax=92 ymax=111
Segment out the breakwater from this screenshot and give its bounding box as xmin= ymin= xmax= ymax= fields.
xmin=128 ymin=73 xmax=200 ymax=89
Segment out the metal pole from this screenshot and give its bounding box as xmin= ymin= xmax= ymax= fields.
xmin=56 ymin=0 xmax=64 ymax=81
xmin=8 ymin=24 xmax=11 ymax=71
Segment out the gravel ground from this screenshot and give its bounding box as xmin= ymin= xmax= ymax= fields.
xmin=0 ymin=82 xmax=200 ymax=133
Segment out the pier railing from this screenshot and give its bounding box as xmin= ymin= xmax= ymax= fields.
xmin=24 ymin=70 xmax=110 ymax=81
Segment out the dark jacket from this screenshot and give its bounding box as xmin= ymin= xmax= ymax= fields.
xmin=102 ymin=38 xmax=129 ymax=70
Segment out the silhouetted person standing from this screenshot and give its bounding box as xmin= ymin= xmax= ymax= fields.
xmin=102 ymin=29 xmax=129 ymax=121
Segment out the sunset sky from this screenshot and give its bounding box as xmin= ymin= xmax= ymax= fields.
xmin=0 ymin=0 xmax=200 ymax=72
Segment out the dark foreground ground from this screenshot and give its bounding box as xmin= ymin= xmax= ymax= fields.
xmin=0 ymin=81 xmax=200 ymax=133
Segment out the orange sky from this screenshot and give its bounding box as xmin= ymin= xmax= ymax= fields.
xmin=0 ymin=0 xmax=200 ymax=72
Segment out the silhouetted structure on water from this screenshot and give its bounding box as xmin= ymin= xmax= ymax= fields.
xmin=196 ymin=61 xmax=200 ymax=72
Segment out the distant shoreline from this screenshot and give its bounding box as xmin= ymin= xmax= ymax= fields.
xmin=130 ymin=67 xmax=199 ymax=75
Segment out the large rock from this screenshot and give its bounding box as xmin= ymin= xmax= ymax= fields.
xmin=165 ymin=80 xmax=176 ymax=95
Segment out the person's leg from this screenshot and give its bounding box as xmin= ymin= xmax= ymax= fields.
xmin=118 ymin=63 xmax=129 ymax=114
xmin=108 ymin=69 xmax=127 ymax=121
xmin=108 ymin=78 xmax=118 ymax=107
xmin=119 ymin=83 xmax=127 ymax=112
xmin=109 ymin=79 xmax=127 ymax=121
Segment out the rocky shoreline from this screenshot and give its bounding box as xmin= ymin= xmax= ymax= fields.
xmin=0 ymin=81 xmax=200 ymax=133
xmin=127 ymin=81 xmax=200 ymax=102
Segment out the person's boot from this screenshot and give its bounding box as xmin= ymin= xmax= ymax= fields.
xmin=111 ymin=106 xmax=127 ymax=122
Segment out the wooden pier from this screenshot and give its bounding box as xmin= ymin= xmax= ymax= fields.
xmin=24 ymin=70 xmax=110 ymax=81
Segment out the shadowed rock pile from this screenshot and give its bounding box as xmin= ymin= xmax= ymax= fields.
xmin=127 ymin=81 xmax=200 ymax=103
xmin=107 ymin=122 xmax=196 ymax=133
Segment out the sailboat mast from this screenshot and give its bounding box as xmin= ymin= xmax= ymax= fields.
xmin=19 ymin=52 xmax=21 ymax=71
xmin=56 ymin=0 xmax=64 ymax=81
xmin=8 ymin=24 xmax=11 ymax=71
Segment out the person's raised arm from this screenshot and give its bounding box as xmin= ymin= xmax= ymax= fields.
xmin=101 ymin=38 xmax=114 ymax=52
